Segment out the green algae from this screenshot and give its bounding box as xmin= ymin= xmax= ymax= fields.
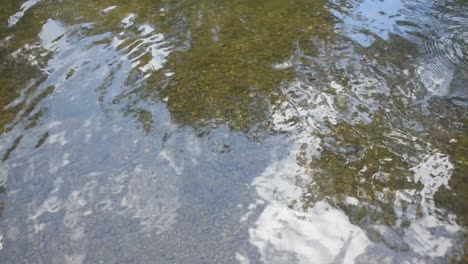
xmin=35 ymin=131 xmax=49 ymax=149
xmin=65 ymin=68 xmax=76 ymax=80
xmin=2 ymin=135 xmax=23 ymax=161
xmin=136 ymin=109 xmax=154 ymax=133
xmin=400 ymin=100 xmax=468 ymax=226
xmin=0 ymin=0 xmax=464 ymax=199
xmin=144 ymin=0 xmax=333 ymax=131
xmin=303 ymin=113 xmax=420 ymax=226
xmin=0 ymin=57 xmax=43 ymax=133
xmin=1 ymin=0 xmax=334 ymax=134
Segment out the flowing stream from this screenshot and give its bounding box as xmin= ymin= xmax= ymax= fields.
xmin=0 ymin=0 xmax=467 ymax=263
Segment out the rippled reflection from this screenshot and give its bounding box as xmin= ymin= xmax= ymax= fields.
xmin=0 ymin=0 xmax=467 ymax=263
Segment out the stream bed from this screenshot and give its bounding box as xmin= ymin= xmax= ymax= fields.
xmin=0 ymin=0 xmax=467 ymax=263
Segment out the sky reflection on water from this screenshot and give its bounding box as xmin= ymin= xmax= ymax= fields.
xmin=0 ymin=0 xmax=467 ymax=263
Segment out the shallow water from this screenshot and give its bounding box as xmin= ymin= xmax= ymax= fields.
xmin=0 ymin=0 xmax=467 ymax=263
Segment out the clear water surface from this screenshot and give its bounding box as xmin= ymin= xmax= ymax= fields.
xmin=0 ymin=0 xmax=467 ymax=263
